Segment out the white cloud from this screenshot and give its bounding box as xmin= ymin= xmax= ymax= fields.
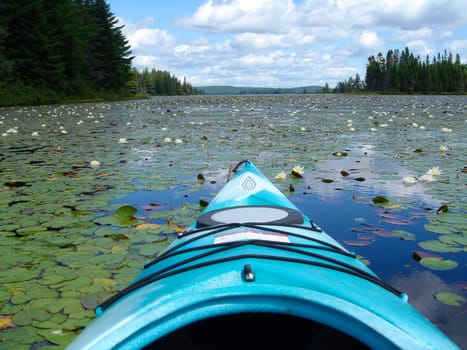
xmin=391 ymin=28 xmax=434 ymax=42
xmin=128 ymin=28 xmax=175 ymax=53
xmin=132 ymin=55 xmax=160 ymax=68
xmin=232 ymin=31 xmax=316 ymax=50
xmin=175 ymin=0 xmax=295 ymax=33
xmin=405 ymin=40 xmax=434 ymax=57
xmin=115 ymin=0 xmax=467 ymax=87
xmin=359 ymin=31 xmax=383 ymax=49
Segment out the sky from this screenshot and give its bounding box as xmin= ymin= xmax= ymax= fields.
xmin=107 ymin=0 xmax=467 ymax=88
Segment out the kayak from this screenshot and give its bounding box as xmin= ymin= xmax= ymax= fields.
xmin=67 ymin=160 xmax=459 ymax=350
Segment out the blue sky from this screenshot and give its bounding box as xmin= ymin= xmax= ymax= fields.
xmin=107 ymin=0 xmax=467 ymax=88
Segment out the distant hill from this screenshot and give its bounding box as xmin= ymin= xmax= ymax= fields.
xmin=195 ymin=85 xmax=322 ymax=95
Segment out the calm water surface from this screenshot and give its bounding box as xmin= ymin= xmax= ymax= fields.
xmin=0 ymin=95 xmax=466 ymax=348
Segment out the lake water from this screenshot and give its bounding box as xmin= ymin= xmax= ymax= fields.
xmin=0 ymin=94 xmax=466 ymax=348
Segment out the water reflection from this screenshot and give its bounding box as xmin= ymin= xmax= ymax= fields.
xmin=302 ymin=143 xmax=444 ymax=208
xmin=389 ymin=270 xmax=466 ymax=348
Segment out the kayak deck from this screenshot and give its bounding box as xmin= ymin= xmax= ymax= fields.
xmin=66 ymin=160 xmax=459 ymax=350
xmin=99 ymin=222 xmax=401 ymax=313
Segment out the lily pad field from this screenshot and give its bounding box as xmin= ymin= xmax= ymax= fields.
xmin=0 ymin=94 xmax=466 ymax=349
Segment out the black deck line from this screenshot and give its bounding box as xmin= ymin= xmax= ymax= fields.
xmin=99 ymin=239 xmax=402 ymax=311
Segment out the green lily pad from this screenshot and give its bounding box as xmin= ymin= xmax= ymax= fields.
xmin=0 ymin=326 xmax=43 ymax=349
xmin=424 ymin=223 xmax=456 ymax=235
xmin=372 ymin=196 xmax=389 ymax=204
xmin=452 ymin=234 xmax=467 ymax=245
xmin=0 ymin=289 xmax=10 ymax=303
xmin=418 ymin=240 xmax=463 ymax=253
xmin=391 ymin=230 xmax=416 ymax=241
xmin=434 ymin=292 xmax=467 ymax=306
xmin=420 ymin=257 xmax=458 ymax=270
xmin=46 ymin=297 xmax=87 ymax=317
xmin=114 ymin=205 xmax=138 ymax=226
xmin=0 ymin=268 xmax=39 ymax=283
xmin=80 ymin=292 xmax=111 ymax=310
xmin=37 ymin=328 xmax=77 ymax=346
xmin=89 ymin=254 xmax=125 ymax=266
xmin=138 ymin=244 xmax=166 ymax=257
xmin=435 ymin=212 xmax=467 ymax=226
xmin=13 ymin=308 xmax=52 ymax=326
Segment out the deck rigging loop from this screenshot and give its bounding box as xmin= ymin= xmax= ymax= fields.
xmin=242 ymin=264 xmax=255 ymax=282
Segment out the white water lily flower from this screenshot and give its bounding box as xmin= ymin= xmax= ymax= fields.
xmin=275 ymin=172 xmax=287 ymax=180
xmin=439 ymin=145 xmax=447 ymax=152
xmin=90 ymin=160 xmax=100 ymax=168
xmin=420 ymin=174 xmax=436 ymax=183
xmin=163 ymin=137 xmax=172 ymax=143
xmin=427 ymin=166 xmax=442 ymax=176
xmin=174 ymin=138 xmax=183 ymax=144
xmin=441 ymin=127 xmax=452 ymax=132
xmin=403 ymin=176 xmax=417 ymax=185
xmin=118 ymin=138 xmax=128 ymax=144
xmin=292 ymin=165 xmax=304 ymax=175
xmin=31 ymin=131 xmax=39 ymax=137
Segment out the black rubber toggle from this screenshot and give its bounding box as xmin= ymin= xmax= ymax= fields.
xmin=243 ymin=264 xmax=255 ymax=282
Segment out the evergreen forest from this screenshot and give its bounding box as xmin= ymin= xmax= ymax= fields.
xmin=0 ymin=0 xmax=136 ymax=106
xmin=0 ymin=1 xmax=199 ymax=106
xmin=129 ymin=68 xmax=202 ymax=96
xmin=332 ymin=47 xmax=466 ymax=94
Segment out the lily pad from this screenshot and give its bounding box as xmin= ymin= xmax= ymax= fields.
xmin=391 ymin=230 xmax=416 ymax=241
xmin=434 ymin=292 xmax=467 ymax=307
xmin=0 ymin=268 xmax=39 ymax=283
xmin=424 ymin=223 xmax=456 ymax=235
xmin=435 ymin=212 xmax=467 ymax=226
xmin=37 ymin=329 xmax=76 ymax=346
xmin=136 ymin=223 xmax=161 ymax=231
xmin=372 ymin=196 xmax=389 ymax=204
xmin=420 ymin=257 xmax=458 ymax=271
xmin=138 ymin=244 xmax=167 ymax=256
xmin=418 ymin=240 xmax=463 ymax=253
xmin=89 ymin=254 xmax=125 ymax=266
xmin=451 ymin=234 xmax=467 ymax=245
xmin=343 ymin=240 xmax=372 ymax=246
xmin=0 ymin=315 xmax=15 ymax=330
xmin=114 ymin=205 xmax=138 ymax=226
xmin=13 ymin=308 xmax=52 ymax=326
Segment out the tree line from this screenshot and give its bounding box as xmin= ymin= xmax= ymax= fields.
xmin=329 ymin=47 xmax=466 ymax=94
xmin=0 ymin=0 xmax=136 ymax=106
xmin=129 ymin=68 xmax=202 ymax=96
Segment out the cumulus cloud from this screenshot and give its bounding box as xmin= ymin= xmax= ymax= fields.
xmin=175 ymin=0 xmax=295 ymax=33
xmin=117 ymin=0 xmax=467 ymax=87
xmin=359 ymin=31 xmax=383 ymax=49
xmin=128 ymin=28 xmax=175 ymax=53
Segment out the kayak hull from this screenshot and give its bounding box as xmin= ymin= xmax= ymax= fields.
xmin=67 ymin=161 xmax=459 ymax=350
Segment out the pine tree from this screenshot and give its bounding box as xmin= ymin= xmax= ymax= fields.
xmin=0 ymin=20 xmax=13 ymax=83
xmin=362 ymin=47 xmax=465 ymax=94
